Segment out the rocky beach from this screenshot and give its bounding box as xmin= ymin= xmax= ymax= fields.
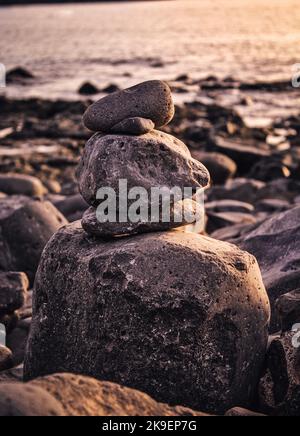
xmin=1 ymin=0 xmax=300 ymax=418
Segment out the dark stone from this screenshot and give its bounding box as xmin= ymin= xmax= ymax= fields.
xmin=0 ymin=173 xmax=47 ymax=197
xmin=52 ymin=193 xmax=89 ymax=222
xmin=77 ymin=131 xmax=210 ymax=207
xmin=255 ymin=199 xmax=291 ymax=213
xmin=0 ymin=272 xmax=29 ymax=315
xmin=276 ymin=289 xmax=300 ymax=332
xmin=83 ymin=80 xmax=174 ymax=132
xmin=111 ymin=117 xmax=155 ymax=135
xmin=6 ymin=67 xmax=34 ymax=85
xmin=0 ymin=196 xmax=68 ymax=284
xmin=0 ymin=365 xmax=23 ymax=383
xmin=259 ymin=331 xmax=300 ymax=416
xmin=0 ymin=345 xmax=13 ymax=371
xmin=0 ymin=373 xmax=209 ymax=416
xmin=206 ymin=200 xmax=254 ymax=214
xmin=206 ymin=211 xmax=256 ymax=235
xmin=24 ymin=223 xmax=270 ymax=414
xmin=101 ymin=83 xmax=121 ymax=94
xmin=78 ymin=82 xmax=99 ymax=96
xmin=239 ymin=206 xmax=300 ymax=332
xmin=207 ymin=178 xmax=266 ymax=204
xmin=248 ymin=159 xmax=291 ymax=182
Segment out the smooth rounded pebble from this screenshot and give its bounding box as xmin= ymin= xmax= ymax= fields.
xmin=83 ymin=80 xmax=175 ymax=132
xmin=110 ymin=117 xmax=155 ymax=135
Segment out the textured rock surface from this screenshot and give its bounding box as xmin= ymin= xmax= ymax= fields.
xmin=0 ymin=272 xmax=29 ymax=315
xmin=0 ymin=345 xmax=13 ymax=371
xmin=111 ymin=117 xmax=155 ymax=135
xmin=77 ymin=130 xmax=210 ymax=207
xmin=24 ymin=222 xmax=270 ymax=414
xmin=0 ymin=173 xmax=47 ymax=197
xmin=83 ymin=80 xmax=174 ymax=132
xmin=259 ymin=331 xmax=300 ymax=416
xmin=82 ymin=199 xmax=203 ymax=238
xmin=276 ymin=289 xmax=300 ymax=332
xmin=0 ymin=196 xmax=68 ymax=283
xmin=0 ymin=373 xmax=209 ymax=416
xmin=225 ymin=407 xmax=266 ymax=417
xmin=239 ymin=206 xmax=300 ymax=331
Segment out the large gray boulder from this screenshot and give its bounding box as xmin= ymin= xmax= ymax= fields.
xmin=24 ymin=222 xmax=270 ymax=414
xmin=77 ymin=130 xmax=210 ymax=207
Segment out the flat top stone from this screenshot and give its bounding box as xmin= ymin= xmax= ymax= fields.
xmin=83 ymin=80 xmax=175 ymax=132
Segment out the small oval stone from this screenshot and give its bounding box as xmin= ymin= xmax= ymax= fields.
xmin=111 ymin=117 xmax=155 ymax=135
xmin=83 ymin=80 xmax=175 ymax=132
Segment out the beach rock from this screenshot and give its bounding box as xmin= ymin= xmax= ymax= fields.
xmin=207 ymin=178 xmax=266 ymax=204
xmin=0 ymin=196 xmax=68 ymax=283
xmin=78 ymin=81 xmax=99 ymax=96
xmin=0 ymin=312 xmax=19 ymax=335
xmin=0 ymin=373 xmax=209 ymax=416
xmin=206 ymin=200 xmax=254 ymax=214
xmin=255 ymin=199 xmax=291 ymax=213
xmin=6 ymin=67 xmax=34 ymax=85
xmin=0 ymin=272 xmax=29 ymax=315
xmin=83 ymin=80 xmax=174 ymax=132
xmin=0 ymin=173 xmax=47 ymax=197
xmin=206 ymin=211 xmax=256 ymax=234
xmin=275 ymin=289 xmax=300 ymax=332
xmin=0 ymin=365 xmax=23 ymax=383
xmin=24 ymin=222 xmax=270 ymax=414
xmin=225 ymin=407 xmax=266 ymax=417
xmin=82 ymin=199 xmax=203 ymax=238
xmin=191 ymin=151 xmax=237 ymax=185
xmin=101 ymin=83 xmax=121 ymax=94
xmin=7 ymin=320 xmax=31 ymax=366
xmin=248 ymin=159 xmax=290 ymax=182
xmin=77 ymin=131 xmax=210 ymax=207
xmin=111 ymin=117 xmax=155 ymax=135
xmin=0 ymin=345 xmax=13 ymax=371
xmin=0 ymin=382 xmax=64 ymax=416
xmin=52 ymin=193 xmax=89 ymax=222
xmin=259 ymin=331 xmax=300 ymax=416
xmin=239 ymin=206 xmax=300 ymax=331
xmin=212 ymin=136 xmax=271 ymax=173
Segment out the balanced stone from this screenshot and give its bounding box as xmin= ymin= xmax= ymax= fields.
xmin=77 ymin=130 xmax=210 ymax=207
xmin=24 ymin=222 xmax=270 ymax=414
xmin=83 ymin=80 xmax=174 ymax=132
xmin=111 ymin=117 xmax=155 ymax=135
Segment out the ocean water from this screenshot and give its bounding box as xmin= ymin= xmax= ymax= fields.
xmin=0 ymin=0 xmax=300 ymax=102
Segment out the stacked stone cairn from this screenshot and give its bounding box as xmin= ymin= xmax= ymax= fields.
xmin=24 ymin=81 xmax=271 ymax=414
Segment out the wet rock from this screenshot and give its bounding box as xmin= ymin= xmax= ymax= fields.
xmin=0 ymin=272 xmax=29 ymax=315
xmin=111 ymin=117 xmax=155 ymax=135
xmin=0 ymin=196 xmax=68 ymax=283
xmin=276 ymin=289 xmax=300 ymax=332
xmin=78 ymin=82 xmax=99 ymax=96
xmin=225 ymin=407 xmax=266 ymax=417
xmin=0 ymin=173 xmax=47 ymax=197
xmin=191 ymin=151 xmax=236 ymax=185
xmin=0 ymin=382 xmax=64 ymax=416
xmin=0 ymin=345 xmax=13 ymax=371
xmin=24 ymin=222 xmax=270 ymax=414
xmin=77 ymin=131 xmax=210 ymax=207
xmin=83 ymin=80 xmax=174 ymax=132
xmin=82 ymin=199 xmax=203 ymax=238
xmin=259 ymin=331 xmax=300 ymax=416
xmin=239 ymin=206 xmax=300 ymax=332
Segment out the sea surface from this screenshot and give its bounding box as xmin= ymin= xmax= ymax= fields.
xmin=0 ymin=0 xmax=300 ymax=120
